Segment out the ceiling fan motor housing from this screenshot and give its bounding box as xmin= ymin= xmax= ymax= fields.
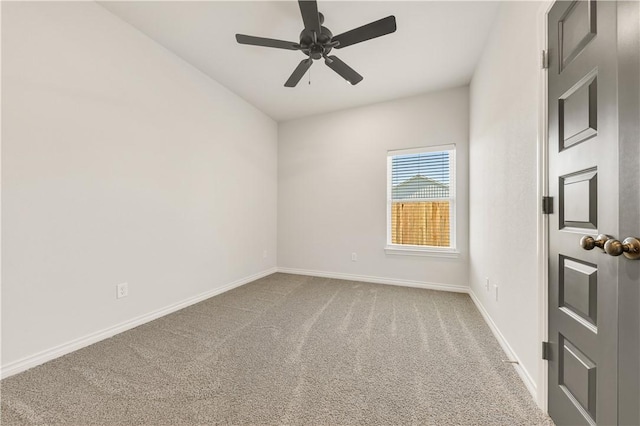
xmin=299 ymin=13 xmax=333 ymax=60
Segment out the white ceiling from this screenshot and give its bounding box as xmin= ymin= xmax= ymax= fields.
xmin=100 ymin=1 xmax=499 ymax=121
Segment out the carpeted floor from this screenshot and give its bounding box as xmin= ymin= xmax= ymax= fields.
xmin=1 ymin=273 xmax=553 ymax=425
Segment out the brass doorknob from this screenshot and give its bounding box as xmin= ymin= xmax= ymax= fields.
xmin=603 ymin=237 xmax=640 ymax=260
xmin=580 ymin=234 xmax=610 ymax=250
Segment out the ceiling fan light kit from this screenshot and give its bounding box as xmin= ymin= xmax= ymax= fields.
xmin=235 ymin=0 xmax=396 ymax=87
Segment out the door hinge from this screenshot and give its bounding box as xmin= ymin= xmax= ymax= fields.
xmin=542 ymin=196 xmax=554 ymax=214
xmin=542 ymin=341 xmax=551 ymax=360
xmin=542 ymin=50 xmax=549 ymax=69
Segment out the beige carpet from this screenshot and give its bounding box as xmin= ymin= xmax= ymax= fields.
xmin=1 ymin=273 xmax=552 ymax=425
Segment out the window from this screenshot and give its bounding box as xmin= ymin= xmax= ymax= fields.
xmin=386 ymin=145 xmax=456 ymax=256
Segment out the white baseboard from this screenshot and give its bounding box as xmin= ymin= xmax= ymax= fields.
xmin=0 ymin=267 xmax=278 ymax=379
xmin=468 ymin=288 xmax=538 ymax=399
xmin=277 ymin=267 xmax=468 ymax=293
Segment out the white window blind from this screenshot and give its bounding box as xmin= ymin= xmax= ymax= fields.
xmin=387 ymin=145 xmax=455 ymax=251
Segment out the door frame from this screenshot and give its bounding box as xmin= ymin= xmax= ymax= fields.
xmin=536 ymin=0 xmax=554 ymax=412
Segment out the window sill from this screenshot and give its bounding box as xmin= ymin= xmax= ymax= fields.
xmin=384 ymin=245 xmax=460 ymax=258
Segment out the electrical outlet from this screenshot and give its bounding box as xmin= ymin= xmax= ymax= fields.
xmin=263 ymin=250 xmax=267 ymax=259
xmin=494 ymin=284 xmax=499 ymax=302
xmin=116 ymin=282 xmax=128 ymax=299
xmin=351 ymin=252 xmax=357 ymax=262
xmin=485 ymin=277 xmax=490 ymax=291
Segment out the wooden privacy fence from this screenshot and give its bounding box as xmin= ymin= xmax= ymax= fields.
xmin=391 ymin=201 xmax=450 ymax=247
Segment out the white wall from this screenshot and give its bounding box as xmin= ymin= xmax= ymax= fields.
xmin=1 ymin=2 xmax=277 ymax=370
xmin=278 ymin=87 xmax=469 ymax=289
xmin=469 ymin=1 xmax=543 ymax=396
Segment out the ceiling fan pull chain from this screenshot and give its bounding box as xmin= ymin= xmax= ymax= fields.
xmin=309 ymin=67 xmax=311 ymax=85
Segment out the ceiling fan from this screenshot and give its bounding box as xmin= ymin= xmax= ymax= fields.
xmin=235 ymin=0 xmax=396 ymax=87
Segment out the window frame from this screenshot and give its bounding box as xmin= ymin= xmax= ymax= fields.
xmin=385 ymin=144 xmax=459 ymax=258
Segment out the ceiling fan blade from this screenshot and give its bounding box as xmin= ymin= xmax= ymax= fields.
xmin=333 ymin=16 xmax=397 ymax=49
xmin=285 ymin=58 xmax=313 ymax=87
xmin=236 ymin=34 xmax=300 ymax=50
xmin=298 ymin=0 xmax=321 ymax=34
xmin=324 ymin=55 xmax=363 ymax=85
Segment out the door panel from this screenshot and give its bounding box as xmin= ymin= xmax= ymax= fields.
xmin=560 ymin=256 xmax=597 ymax=325
xmin=558 ymin=70 xmax=597 ymax=149
xmin=559 ymin=168 xmax=597 ymax=229
xmin=548 ymin=1 xmax=619 ymax=425
xmin=558 ymin=0 xmax=596 ymax=71
xmin=560 ymin=337 xmax=597 ymax=419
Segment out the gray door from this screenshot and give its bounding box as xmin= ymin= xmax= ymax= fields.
xmin=547 ymin=1 xmax=640 ymax=425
